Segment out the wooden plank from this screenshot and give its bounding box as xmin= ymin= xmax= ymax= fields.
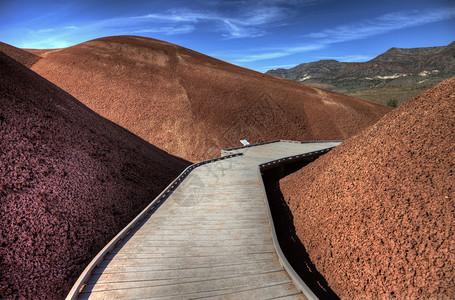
xmin=122 ymin=232 xmax=273 ymax=241
xmin=201 ymin=283 xmax=305 ymax=300
xmin=273 ymin=294 xmax=307 ymax=300
xmin=95 ymin=253 xmax=278 ymax=273
xmin=138 ymin=219 xmax=270 ymax=229
xmin=114 ymin=237 xmax=272 ymax=249
xmin=102 ymin=244 xmax=276 ymax=260
xmin=80 ymin=271 xmax=292 ymax=299
xmin=129 ymin=228 xmax=270 ymax=237
xmin=88 ymin=260 xmax=283 ymax=285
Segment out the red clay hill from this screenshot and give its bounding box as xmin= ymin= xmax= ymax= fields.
xmin=0 ymin=42 xmax=41 ymax=68
xmin=28 ymin=35 xmax=391 ymax=162
xmin=0 ymin=52 xmax=189 ymax=298
xmin=281 ymin=77 xmax=455 ymax=298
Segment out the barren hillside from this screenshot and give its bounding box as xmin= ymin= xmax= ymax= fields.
xmin=280 ymin=77 xmax=455 ymax=298
xmin=0 ymin=42 xmax=41 ymax=68
xmin=0 ymin=52 xmax=189 ymax=299
xmin=28 ymin=35 xmax=391 ymax=162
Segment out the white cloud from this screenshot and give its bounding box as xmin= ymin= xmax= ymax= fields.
xmin=131 ymin=7 xmax=284 ymax=39
xmin=12 ymin=0 xmax=328 ymax=49
xmin=133 ymin=25 xmax=195 ymax=35
xmin=21 ymin=38 xmax=70 ymax=49
xmin=259 ymin=63 xmax=300 ymax=70
xmin=316 ymin=54 xmax=373 ymax=62
xmin=307 ymin=7 xmax=455 ymax=44
xmin=232 ymin=43 xmax=325 ymax=63
xmin=228 ymin=6 xmax=455 ymax=64
xmin=36 ymin=28 xmax=54 ymax=33
xmin=132 ymin=11 xmax=204 ymax=23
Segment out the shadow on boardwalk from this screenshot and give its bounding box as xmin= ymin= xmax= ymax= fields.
xmin=263 ymin=167 xmax=340 ymax=300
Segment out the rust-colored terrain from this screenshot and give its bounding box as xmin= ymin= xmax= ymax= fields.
xmin=30 ymin=35 xmax=391 ymax=162
xmin=0 ymin=42 xmax=41 ymax=68
xmin=281 ymin=77 xmax=455 ymax=298
xmin=0 ymin=52 xmax=189 ymax=299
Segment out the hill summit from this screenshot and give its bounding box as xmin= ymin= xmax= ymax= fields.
xmin=27 ymin=35 xmax=390 ymax=162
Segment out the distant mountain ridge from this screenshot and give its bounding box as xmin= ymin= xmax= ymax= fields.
xmin=266 ymin=42 xmax=455 ymax=106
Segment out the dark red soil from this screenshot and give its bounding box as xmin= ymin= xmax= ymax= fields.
xmin=29 ymin=35 xmax=391 ymax=162
xmin=0 ymin=52 xmax=190 ymax=299
xmin=280 ymin=77 xmax=455 ymax=298
xmin=0 ymin=42 xmax=41 ymax=68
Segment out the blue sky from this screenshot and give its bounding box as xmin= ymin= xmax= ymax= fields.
xmin=1 ymin=0 xmax=454 ymax=72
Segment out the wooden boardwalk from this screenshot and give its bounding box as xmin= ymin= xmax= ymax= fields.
xmin=67 ymin=140 xmax=341 ymax=300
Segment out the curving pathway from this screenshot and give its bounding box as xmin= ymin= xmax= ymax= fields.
xmin=67 ymin=140 xmax=341 ymax=300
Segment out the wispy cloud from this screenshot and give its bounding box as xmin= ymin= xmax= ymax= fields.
xmin=131 ymin=6 xmax=286 ymax=39
xmin=12 ymin=0 xmax=329 ymax=49
xmin=316 ymin=54 xmax=373 ymax=62
xmin=21 ymin=38 xmax=70 ymax=49
xmin=133 ymin=25 xmax=195 ymax=35
xmin=36 ymin=28 xmax=55 ymax=33
xmin=306 ymin=7 xmax=455 ymax=43
xmin=259 ymin=63 xmax=300 ymax=70
xmin=17 ymin=2 xmax=293 ymax=48
xmin=228 ymin=6 xmax=455 ymax=63
xmin=233 ymin=44 xmax=325 ymax=63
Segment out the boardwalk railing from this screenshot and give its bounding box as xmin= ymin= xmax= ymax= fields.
xmin=221 ymin=139 xmax=342 ymax=155
xmin=259 ymin=146 xmax=337 ymax=171
xmin=66 ymin=153 xmax=243 ymax=299
xmin=258 ymin=146 xmax=338 ymax=300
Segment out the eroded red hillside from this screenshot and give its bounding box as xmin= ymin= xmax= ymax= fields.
xmin=30 ymin=36 xmax=391 ymax=162
xmin=0 ymin=42 xmax=41 ymax=68
xmin=281 ymin=77 xmax=455 ymax=298
xmin=0 ymin=52 xmax=189 ymax=299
